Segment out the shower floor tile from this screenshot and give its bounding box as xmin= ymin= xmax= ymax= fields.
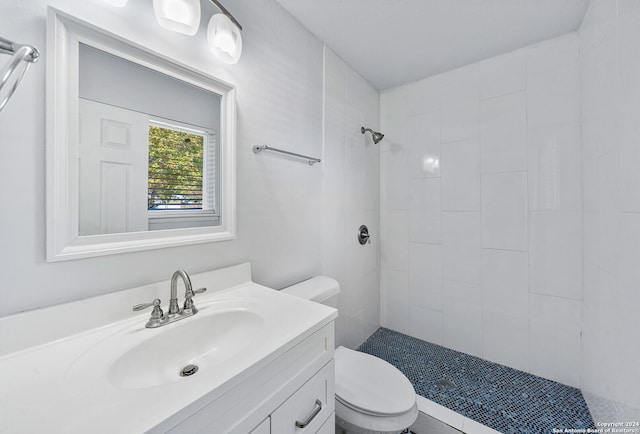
xmin=357 ymin=328 xmax=595 ymax=434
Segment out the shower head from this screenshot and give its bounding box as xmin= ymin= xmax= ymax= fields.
xmin=361 ymin=126 xmax=384 ymax=144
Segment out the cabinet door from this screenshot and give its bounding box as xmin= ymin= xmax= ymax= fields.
xmin=249 ymin=417 xmax=270 ymax=434
xmin=316 ymin=413 xmax=335 ymax=434
xmin=271 ymin=361 xmax=335 ymax=434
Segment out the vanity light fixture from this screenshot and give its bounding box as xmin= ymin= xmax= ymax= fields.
xmin=105 ymin=0 xmax=243 ymax=64
xmin=101 ymin=0 xmax=129 ymax=6
xmin=207 ymin=0 xmax=243 ymax=64
xmin=153 ymin=0 xmax=202 ymax=36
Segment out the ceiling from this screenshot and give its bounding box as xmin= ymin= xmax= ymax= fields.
xmin=274 ymin=0 xmax=590 ymax=90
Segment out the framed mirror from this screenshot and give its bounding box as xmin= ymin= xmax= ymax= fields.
xmin=46 ymin=7 xmax=236 ymax=261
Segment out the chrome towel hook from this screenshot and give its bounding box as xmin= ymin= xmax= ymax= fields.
xmin=0 ymin=36 xmax=40 ymax=112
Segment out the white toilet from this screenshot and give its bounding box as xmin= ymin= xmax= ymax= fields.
xmin=281 ymin=276 xmax=418 ymax=434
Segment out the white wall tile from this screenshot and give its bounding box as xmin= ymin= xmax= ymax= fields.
xmin=528 ymin=123 xmax=582 ymax=212
xmin=597 ymin=152 xmax=619 ymax=273
xmin=483 ymin=311 xmax=529 ymax=372
xmin=409 ymin=306 xmax=443 ymax=345
xmin=581 ymin=131 xmax=598 ymax=213
xmin=617 ymin=213 xmax=640 ymax=311
xmin=344 ymin=105 xmax=365 ymax=178
xmin=381 ymin=87 xmax=409 ymax=121
xmin=409 ymin=242 xmax=442 ymax=311
xmin=480 ymin=92 xmax=527 ymax=174
xmin=582 ymin=212 xmax=599 ymax=310
xmin=481 ymin=171 xmax=528 ymax=251
xmin=581 ymin=303 xmax=619 ymax=400
xmin=529 ymin=294 xmax=581 ymax=387
xmin=409 ymin=178 xmax=442 ymax=244
xmin=443 ymin=279 xmax=482 ymax=357
xmin=526 ymin=34 xmax=580 ymax=129
xmin=380 ymin=210 xmax=409 ymax=271
xmin=619 ymin=125 xmax=640 ymax=213
xmin=403 ymin=75 xmax=441 ymax=117
xmin=615 ymin=312 xmax=640 ymax=409
xmin=381 ymin=268 xmax=409 ymax=334
xmin=439 ymin=65 xmax=480 ymax=143
xmin=442 ymin=212 xmax=482 ymax=284
xmin=361 ymin=134 xmax=381 ymax=212
xmin=407 ymin=111 xmax=441 ymax=179
xmin=584 ymin=0 xmax=618 ymax=34
xmin=381 ymin=150 xmax=409 ymax=210
xmin=580 ymin=2 xmax=640 ymax=416
xmin=479 ymin=49 xmax=526 ymax=100
xmin=619 ymin=0 xmax=640 ymax=16
xmin=529 ymin=211 xmax=582 ymax=300
xmin=439 ymin=64 xmax=480 ymax=108
xmin=482 ymin=249 xmax=528 ymax=316
xmin=441 ymin=102 xmax=479 ymax=144
xmin=593 ymin=28 xmax=620 ymax=158
xmin=341 ymin=246 xmax=367 ymax=318
xmin=379 ymin=113 xmax=408 ymax=154
xmin=441 ymin=139 xmax=481 ymax=211
xmin=614 ymin=7 xmax=640 ymax=409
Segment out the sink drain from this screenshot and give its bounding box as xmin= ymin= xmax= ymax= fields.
xmin=436 ymin=379 xmax=456 ymax=391
xmin=180 ymin=364 xmax=199 ymax=377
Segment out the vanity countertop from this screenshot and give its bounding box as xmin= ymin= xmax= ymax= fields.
xmin=0 ymin=263 xmax=337 ymax=433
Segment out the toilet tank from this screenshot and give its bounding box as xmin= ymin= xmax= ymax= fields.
xmin=280 ymin=276 xmax=340 ymax=308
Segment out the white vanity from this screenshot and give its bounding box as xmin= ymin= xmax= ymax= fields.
xmin=0 ymin=263 xmax=337 ymax=433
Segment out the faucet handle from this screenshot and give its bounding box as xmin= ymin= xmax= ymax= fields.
xmin=133 ymin=299 xmax=164 ymax=328
xmin=184 ymin=287 xmax=207 ymax=312
xmin=133 ymin=299 xmax=163 ymax=318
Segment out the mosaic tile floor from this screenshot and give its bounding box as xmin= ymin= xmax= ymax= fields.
xmin=357 ymin=328 xmax=595 ymax=434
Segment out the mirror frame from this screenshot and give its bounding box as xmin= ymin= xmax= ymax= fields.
xmin=46 ymin=7 xmax=236 ymax=262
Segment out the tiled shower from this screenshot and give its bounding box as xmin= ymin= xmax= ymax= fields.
xmin=379 ymin=0 xmax=639 ymax=426
xmin=380 ymin=33 xmax=582 ymax=387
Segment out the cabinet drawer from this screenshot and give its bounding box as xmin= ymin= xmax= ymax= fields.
xmin=249 ymin=417 xmax=270 ymax=434
xmin=270 ymin=361 xmax=334 ymax=434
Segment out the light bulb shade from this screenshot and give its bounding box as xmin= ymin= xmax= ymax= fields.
xmin=153 ymin=0 xmax=201 ymax=36
xmin=207 ymin=13 xmax=243 ymax=64
xmin=102 ymin=0 xmax=129 ymax=6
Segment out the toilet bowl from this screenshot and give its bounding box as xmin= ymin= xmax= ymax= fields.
xmin=281 ymin=277 xmax=418 ymax=434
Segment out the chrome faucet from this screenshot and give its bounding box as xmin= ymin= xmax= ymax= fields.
xmin=169 ymin=270 xmax=191 ymax=315
xmin=133 ymin=270 xmax=207 ymax=328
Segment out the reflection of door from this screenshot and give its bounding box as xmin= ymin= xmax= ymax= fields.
xmin=78 ymin=99 xmax=149 ymax=235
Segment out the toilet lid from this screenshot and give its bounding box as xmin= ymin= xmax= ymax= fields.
xmin=334 ymin=346 xmax=416 ymax=416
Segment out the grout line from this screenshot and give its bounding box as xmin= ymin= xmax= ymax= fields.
xmin=480 ymin=246 xmax=528 ymax=253
xmin=479 ymin=87 xmax=527 ymax=103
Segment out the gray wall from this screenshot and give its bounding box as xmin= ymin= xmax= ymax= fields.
xmin=0 ymin=0 xmax=325 ymax=316
xmin=79 ymin=44 xmax=220 ymax=130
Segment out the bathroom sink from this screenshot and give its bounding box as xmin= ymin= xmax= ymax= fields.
xmin=0 ymin=264 xmax=338 ymax=434
xmin=109 ymin=308 xmax=264 ymax=389
xmin=68 ymin=300 xmax=265 ymax=390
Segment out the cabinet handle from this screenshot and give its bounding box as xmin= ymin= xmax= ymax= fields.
xmin=295 ymin=399 xmax=322 ymax=428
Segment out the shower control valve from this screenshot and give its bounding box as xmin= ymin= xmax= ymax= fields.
xmin=358 ymin=225 xmax=371 ymax=245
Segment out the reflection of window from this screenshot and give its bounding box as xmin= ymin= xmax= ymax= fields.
xmin=148 ymin=120 xmax=217 ymax=224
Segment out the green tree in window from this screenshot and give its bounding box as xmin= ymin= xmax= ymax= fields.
xmin=148 ymin=125 xmax=204 ymax=210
